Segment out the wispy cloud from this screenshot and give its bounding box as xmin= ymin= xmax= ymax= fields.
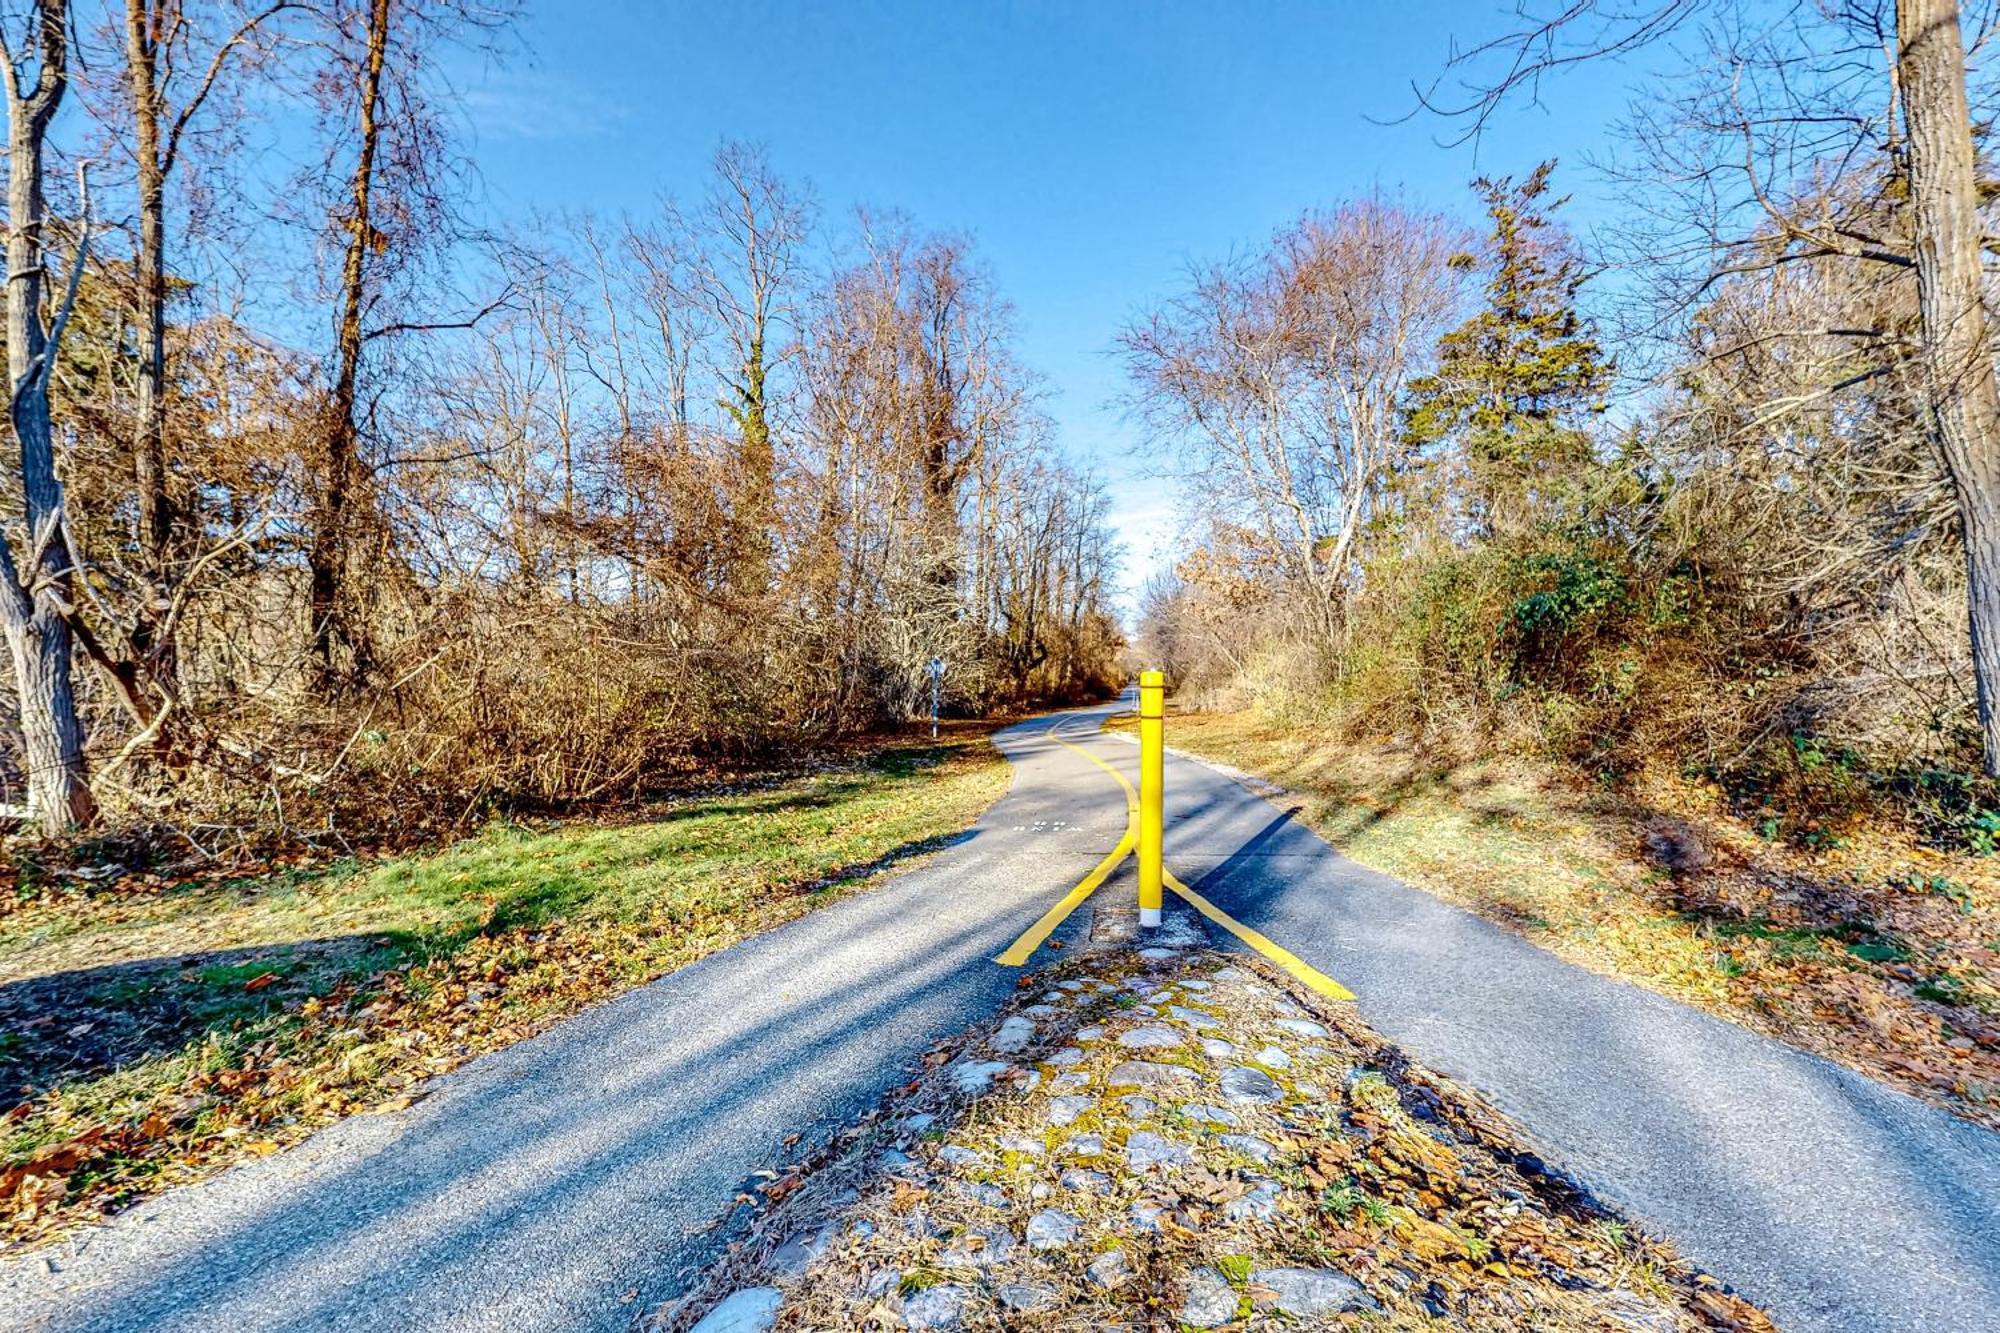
xmin=457 ymin=75 xmax=634 ymax=146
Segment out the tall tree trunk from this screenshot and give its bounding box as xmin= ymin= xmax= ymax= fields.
xmin=0 ymin=0 xmax=95 ymax=833
xmin=309 ymin=0 xmax=389 ymax=684
xmin=1898 ymin=0 xmax=2000 ymax=775
xmin=118 ymin=0 xmax=185 ymax=750
xmin=124 ymin=0 xmax=173 ymax=578
xmin=917 ymin=270 xmax=965 ymax=605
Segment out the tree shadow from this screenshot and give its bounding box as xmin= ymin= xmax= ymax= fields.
xmin=0 ymin=936 xmax=399 ymax=1103
xmin=0 ymin=814 xmax=988 ymax=1108
xmin=3 ymin=820 xmax=1049 ymax=1332
xmin=1150 ymin=748 xmax=2000 ymax=1326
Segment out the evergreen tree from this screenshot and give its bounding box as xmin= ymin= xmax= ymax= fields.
xmin=1404 ymin=160 xmax=1610 ymax=532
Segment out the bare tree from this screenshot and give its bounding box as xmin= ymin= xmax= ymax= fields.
xmin=1123 ymin=199 xmax=1468 ymax=652
xmin=909 ymin=237 xmax=979 ymax=595
xmin=0 ymin=69 xmax=1123 ymax=839
xmin=304 ymin=0 xmax=391 ymax=683
xmin=0 ymin=0 xmax=95 ymax=832
xmin=678 ymin=142 xmax=809 ymax=601
xmin=26 ymin=0 xmax=309 ymax=764
xmin=122 ymin=0 xmax=294 ymax=622
xmin=301 ymin=0 xmax=514 ymax=686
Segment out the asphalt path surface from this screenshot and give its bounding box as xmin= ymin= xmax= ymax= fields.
xmin=4 ymin=698 xmax=1998 ymax=1332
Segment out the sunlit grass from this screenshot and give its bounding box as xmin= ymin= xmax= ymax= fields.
xmin=6 ymin=744 xmax=1004 ymax=984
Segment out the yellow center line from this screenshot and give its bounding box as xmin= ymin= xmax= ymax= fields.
xmin=1049 ymin=715 xmax=1139 ymax=814
xmin=993 ymin=827 xmax=1136 ymax=966
xmin=1162 ymin=869 xmax=1357 ymax=1002
xmin=992 ymin=717 xmax=1138 ymax=965
xmin=992 ymin=714 xmax=1358 ymax=1002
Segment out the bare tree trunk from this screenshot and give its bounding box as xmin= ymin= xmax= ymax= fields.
xmin=6 ymin=585 xmax=92 ymax=834
xmin=124 ymin=0 xmax=173 ymax=576
xmin=916 ymin=250 xmax=966 ymax=598
xmin=309 ymin=0 xmax=389 ymax=683
xmin=0 ymin=0 xmax=95 ymax=833
xmin=117 ymin=0 xmax=182 ymax=747
xmin=111 ymin=1 xmax=286 ymax=737
xmin=1899 ymin=0 xmax=2000 ymax=775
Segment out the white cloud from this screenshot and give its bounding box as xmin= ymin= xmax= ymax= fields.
xmin=457 ymin=76 xmax=633 ymax=146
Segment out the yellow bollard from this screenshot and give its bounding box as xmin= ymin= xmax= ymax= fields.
xmin=1138 ymin=669 xmax=1165 ymax=928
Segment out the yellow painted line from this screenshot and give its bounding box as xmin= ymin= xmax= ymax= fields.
xmin=1164 ymin=868 xmax=1358 ymax=1002
xmin=994 ymin=829 xmax=1135 ymax=965
xmin=994 ymin=717 xmax=1138 ymax=965
xmin=1048 ymin=717 xmax=1139 ymax=813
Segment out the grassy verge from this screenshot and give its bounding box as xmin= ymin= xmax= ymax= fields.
xmin=0 ymin=732 xmax=1012 ymax=1246
xmin=1111 ymin=710 xmax=2000 ymax=1129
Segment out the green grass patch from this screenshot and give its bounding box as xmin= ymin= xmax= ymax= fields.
xmin=1845 ymin=938 xmax=1909 ymax=965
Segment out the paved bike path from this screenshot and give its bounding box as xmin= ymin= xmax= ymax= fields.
xmin=8 ymin=703 xmax=1998 ymax=1332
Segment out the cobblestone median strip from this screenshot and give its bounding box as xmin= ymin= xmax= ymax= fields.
xmin=652 ymin=928 xmax=1776 ymax=1333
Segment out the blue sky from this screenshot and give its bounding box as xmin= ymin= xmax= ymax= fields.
xmin=456 ymin=1 xmax=1648 ymax=613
